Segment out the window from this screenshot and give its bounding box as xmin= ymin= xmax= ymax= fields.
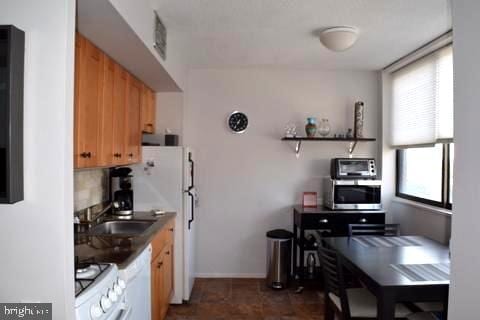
xmin=396 ymin=144 xmax=453 ymax=209
xmin=391 ymin=45 xmax=453 ymax=147
xmin=391 ymin=44 xmax=453 ymax=209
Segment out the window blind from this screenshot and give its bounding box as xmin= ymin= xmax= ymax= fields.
xmin=391 ymin=45 xmax=453 ymax=147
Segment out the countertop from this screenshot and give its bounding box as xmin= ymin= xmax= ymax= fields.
xmin=75 ymin=211 xmax=176 ymax=269
xmin=293 ymin=205 xmax=386 ymax=215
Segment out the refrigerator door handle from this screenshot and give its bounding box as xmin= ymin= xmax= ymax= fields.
xmin=186 ymin=188 xmax=195 ymax=230
xmin=188 ymin=152 xmax=194 ymax=190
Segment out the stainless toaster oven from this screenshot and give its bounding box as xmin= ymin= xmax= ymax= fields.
xmin=323 ymin=177 xmax=382 ymax=210
xmin=331 ymin=158 xmax=377 ymax=179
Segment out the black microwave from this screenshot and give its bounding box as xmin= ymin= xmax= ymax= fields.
xmin=331 ymin=158 xmax=377 ymax=180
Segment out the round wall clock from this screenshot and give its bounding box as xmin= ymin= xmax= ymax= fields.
xmin=228 ymin=111 xmax=248 ymax=133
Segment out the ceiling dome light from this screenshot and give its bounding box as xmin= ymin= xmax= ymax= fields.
xmin=319 ymin=27 xmax=359 ymax=52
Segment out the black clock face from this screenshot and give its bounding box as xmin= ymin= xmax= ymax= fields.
xmin=228 ymin=111 xmax=248 ymax=133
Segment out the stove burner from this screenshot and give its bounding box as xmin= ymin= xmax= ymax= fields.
xmin=76 ymin=266 xmax=100 ymax=279
xmin=74 ymin=256 xmax=111 ymax=297
xmin=76 ymin=262 xmax=93 ymax=270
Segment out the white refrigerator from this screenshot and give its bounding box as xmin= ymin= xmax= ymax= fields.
xmin=131 ymin=146 xmax=197 ymax=304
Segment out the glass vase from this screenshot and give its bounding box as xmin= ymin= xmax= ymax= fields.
xmin=318 ymin=119 xmax=331 ymax=137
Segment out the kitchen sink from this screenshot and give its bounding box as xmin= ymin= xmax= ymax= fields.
xmin=87 ymin=220 xmax=154 ymax=236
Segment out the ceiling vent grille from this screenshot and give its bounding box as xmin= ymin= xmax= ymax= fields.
xmin=154 ymin=11 xmax=167 ymax=60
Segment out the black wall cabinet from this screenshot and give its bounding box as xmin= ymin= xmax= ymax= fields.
xmin=0 ymin=25 xmax=24 ymax=204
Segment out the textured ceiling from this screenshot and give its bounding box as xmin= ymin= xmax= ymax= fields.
xmin=152 ymin=0 xmax=451 ymax=70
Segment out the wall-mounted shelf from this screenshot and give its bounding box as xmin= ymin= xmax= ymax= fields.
xmin=281 ymin=137 xmax=376 ymax=158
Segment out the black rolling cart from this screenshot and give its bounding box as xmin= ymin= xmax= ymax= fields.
xmin=292 ymin=206 xmax=386 ymax=285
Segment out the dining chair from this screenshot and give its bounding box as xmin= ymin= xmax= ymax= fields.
xmin=318 ymin=245 xmax=411 ymax=320
xmin=316 ymin=231 xmax=362 ymax=289
xmin=348 ymin=223 xmax=400 ymax=237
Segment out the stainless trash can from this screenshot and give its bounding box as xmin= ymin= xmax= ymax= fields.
xmin=266 ymin=229 xmax=293 ymax=289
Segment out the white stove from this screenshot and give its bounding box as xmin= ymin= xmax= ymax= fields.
xmin=75 ymin=262 xmax=130 ymax=320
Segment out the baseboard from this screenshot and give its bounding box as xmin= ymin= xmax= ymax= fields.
xmin=195 ymin=273 xmax=266 ymax=278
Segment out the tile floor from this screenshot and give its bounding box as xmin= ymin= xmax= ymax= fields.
xmin=166 ymin=278 xmax=325 ymax=320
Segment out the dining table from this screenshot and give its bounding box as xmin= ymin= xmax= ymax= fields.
xmin=323 ymin=235 xmax=450 ymax=320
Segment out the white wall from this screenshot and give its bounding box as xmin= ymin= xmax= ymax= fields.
xmin=388 ymin=201 xmax=451 ymax=243
xmin=184 ymin=68 xmax=380 ymax=276
xmin=0 ymin=1 xmax=75 ymax=319
xmin=448 ymin=1 xmax=480 ymax=317
xmin=143 ymin=92 xmax=184 ymax=146
xmin=109 ymin=0 xmax=186 ymax=90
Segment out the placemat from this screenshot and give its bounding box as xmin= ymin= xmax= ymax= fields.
xmin=352 ymin=236 xmax=422 ymax=248
xmin=391 ymin=263 xmax=450 ymax=282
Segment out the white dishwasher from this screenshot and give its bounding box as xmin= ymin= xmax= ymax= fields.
xmin=119 ymin=244 xmax=152 ymax=320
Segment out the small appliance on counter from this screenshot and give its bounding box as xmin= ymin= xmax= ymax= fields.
xmin=165 ymin=134 xmax=179 ymax=146
xmin=324 ymin=158 xmax=382 ymax=210
xmin=110 ymin=167 xmax=134 ymax=216
xmin=330 ymin=158 xmax=377 ymax=179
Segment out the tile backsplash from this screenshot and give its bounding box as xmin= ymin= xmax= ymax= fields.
xmin=74 ymin=169 xmax=109 ymax=212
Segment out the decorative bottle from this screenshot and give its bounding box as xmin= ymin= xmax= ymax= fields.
xmin=305 ymin=117 xmax=317 ymax=138
xmin=307 ymin=253 xmax=317 ymax=276
xmin=354 ymin=101 xmax=365 ymax=138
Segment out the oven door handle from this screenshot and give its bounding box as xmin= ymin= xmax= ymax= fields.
xmin=115 ymin=304 xmax=132 ymax=320
xmin=333 ymin=179 xmax=382 ymax=186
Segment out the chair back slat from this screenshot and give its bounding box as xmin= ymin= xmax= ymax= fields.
xmin=318 ymin=246 xmax=351 ymax=318
xmin=348 ymin=223 xmax=400 ymax=237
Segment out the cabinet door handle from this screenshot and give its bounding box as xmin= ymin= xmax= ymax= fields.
xmin=128 ymin=153 xmax=134 ymax=158
xmin=319 ymin=219 xmax=328 ymax=224
xmin=80 ymin=152 xmax=91 ymax=158
xmin=359 ymin=218 xmax=367 ymax=223
xmin=157 ymin=262 xmax=163 ymax=268
xmin=169 ymin=228 xmax=174 ymax=232
xmin=166 ymin=251 xmax=170 ymax=255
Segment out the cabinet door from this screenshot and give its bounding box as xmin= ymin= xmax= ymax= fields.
xmin=149 ymin=89 xmax=157 ymax=133
xmin=151 ymin=253 xmax=164 ymax=320
xmin=162 ymin=243 xmax=174 ymax=308
xmin=141 ymin=85 xmax=156 ymax=134
xmin=97 ymin=54 xmax=115 ymax=166
xmin=126 ymin=75 xmax=142 ymax=163
xmin=74 ymin=34 xmax=103 ymax=168
xmin=112 ymin=64 xmax=128 ymax=165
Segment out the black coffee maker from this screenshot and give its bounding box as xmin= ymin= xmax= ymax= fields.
xmin=110 ymin=167 xmax=133 ymax=216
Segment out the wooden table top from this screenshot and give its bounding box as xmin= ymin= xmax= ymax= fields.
xmin=324 ymin=236 xmax=450 ymax=288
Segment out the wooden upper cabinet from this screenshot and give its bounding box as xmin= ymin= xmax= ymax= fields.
xmin=112 ymin=64 xmax=128 ymax=166
xmin=97 ymin=55 xmax=115 ymax=167
xmin=141 ymin=85 xmax=156 ymax=134
xmin=74 ymin=33 xmax=103 ymax=168
xmin=74 ymin=32 xmax=148 ymax=168
xmin=126 ymin=75 xmax=142 ymax=163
